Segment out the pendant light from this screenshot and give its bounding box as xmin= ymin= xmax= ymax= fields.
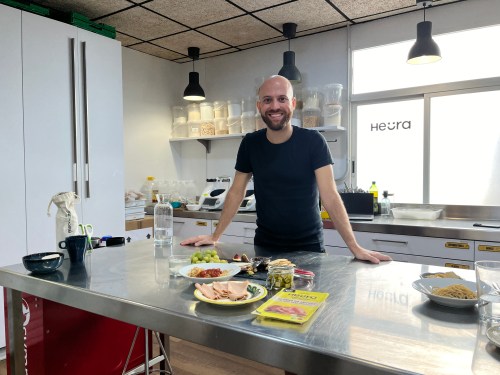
xmin=278 ymin=23 xmax=302 ymax=83
xmin=183 ymin=47 xmax=205 ymax=101
xmin=407 ymin=1 xmax=441 ymax=65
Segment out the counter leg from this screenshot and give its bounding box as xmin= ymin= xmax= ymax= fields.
xmin=5 ymin=289 xmax=25 ymax=375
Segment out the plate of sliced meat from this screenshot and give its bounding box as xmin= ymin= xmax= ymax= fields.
xmin=194 ymin=281 xmax=267 ymax=306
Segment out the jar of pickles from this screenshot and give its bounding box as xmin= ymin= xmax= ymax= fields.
xmin=266 ymin=265 xmax=294 ymax=290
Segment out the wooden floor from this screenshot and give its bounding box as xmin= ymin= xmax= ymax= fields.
xmin=0 ymin=337 xmax=284 ymax=375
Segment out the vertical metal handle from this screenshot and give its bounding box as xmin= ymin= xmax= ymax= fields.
xmin=81 ymin=41 xmax=91 ymax=198
xmin=70 ymin=38 xmax=79 ymax=196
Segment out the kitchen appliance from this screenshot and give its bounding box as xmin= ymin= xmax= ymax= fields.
xmin=239 ymin=178 xmax=256 ymax=212
xmin=201 ymin=176 xmax=232 ymax=211
xmin=339 ymin=193 xmax=374 ymax=221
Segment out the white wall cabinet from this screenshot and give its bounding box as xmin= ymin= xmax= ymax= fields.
xmin=0 ymin=3 xmax=24 ymax=350
xmin=22 ymin=11 xmax=124 ymax=251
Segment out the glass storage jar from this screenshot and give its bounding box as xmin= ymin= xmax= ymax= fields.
xmin=266 ymin=265 xmax=295 ymax=290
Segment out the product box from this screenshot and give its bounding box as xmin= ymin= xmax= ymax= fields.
xmin=252 ymin=289 xmax=329 ymax=324
xmin=0 ymin=0 xmax=50 ymax=16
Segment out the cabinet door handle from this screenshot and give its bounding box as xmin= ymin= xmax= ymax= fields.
xmin=372 ymin=239 xmax=408 ymax=245
xmin=81 ymin=41 xmax=91 ymax=198
xmin=70 ymin=38 xmax=79 ymax=195
xmin=196 ymin=221 xmax=208 ymax=227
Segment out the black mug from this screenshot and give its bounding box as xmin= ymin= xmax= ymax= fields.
xmin=59 ymin=235 xmax=87 ymax=263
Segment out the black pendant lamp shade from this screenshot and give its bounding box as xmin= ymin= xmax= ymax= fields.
xmin=183 ymin=47 xmax=205 ymax=101
xmin=407 ymin=2 xmax=441 ymax=64
xmin=278 ymin=23 xmax=302 ymax=83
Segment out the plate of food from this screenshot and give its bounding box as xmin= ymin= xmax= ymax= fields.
xmin=412 ymin=278 xmax=478 ymax=308
xmin=194 ymin=281 xmax=267 ymax=306
xmin=486 ymin=325 xmax=500 ymax=348
xmin=420 ymin=271 xmax=463 ymax=279
xmin=179 ymin=262 xmax=241 ymax=284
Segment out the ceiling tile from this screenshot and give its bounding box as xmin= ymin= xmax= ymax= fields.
xmin=200 ymin=48 xmax=240 ymax=59
xmin=198 ymin=15 xmax=282 ymax=47
xmin=152 ymin=30 xmax=230 ymax=55
xmin=37 ymin=0 xmax=132 ymax=19
xmin=129 ymin=42 xmax=184 ymax=60
xmin=230 ymin=0 xmax=291 ymax=12
xmin=98 ymin=6 xmax=188 ymax=40
xmin=116 ymin=32 xmax=143 ymax=47
xmin=143 ymin=0 xmax=244 ymax=28
xmin=333 ymin=0 xmax=415 ymax=20
xmin=238 ymin=36 xmax=284 ymax=50
xmin=254 ymin=0 xmax=347 ymax=31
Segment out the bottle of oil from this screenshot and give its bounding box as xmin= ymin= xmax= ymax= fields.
xmin=369 ymin=181 xmax=379 ymax=214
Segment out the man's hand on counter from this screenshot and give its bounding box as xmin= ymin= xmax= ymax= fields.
xmin=351 ymin=246 xmax=392 ymax=264
xmin=180 ymin=235 xmax=217 ymax=247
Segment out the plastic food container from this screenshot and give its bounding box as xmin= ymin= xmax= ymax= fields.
xmin=227 ymin=116 xmax=241 ymax=134
xmin=391 ymin=208 xmax=442 ymax=220
xmin=241 ymin=114 xmax=256 ymax=134
xmin=188 ymin=120 xmax=201 ymax=137
xmin=213 ymin=101 xmax=228 ymax=119
xmin=302 ymin=108 xmax=321 ymax=128
xmin=324 ymin=83 xmax=343 ymax=105
xmin=172 ymin=121 xmax=188 ymax=138
xmin=187 ymin=103 xmax=201 ymax=121
xmin=172 ymin=105 xmax=187 ymax=124
xmin=199 ymin=102 xmax=214 ymax=121
xmin=241 ymin=96 xmax=256 ymax=117
xmin=323 ymin=104 xmax=342 ymax=126
xmin=227 ymin=99 xmax=242 ymax=118
xmin=214 ymin=118 xmax=228 ymax=135
xmin=200 ymin=121 xmax=215 ymax=136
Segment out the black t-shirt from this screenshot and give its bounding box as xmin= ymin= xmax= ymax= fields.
xmin=235 ymin=126 xmax=333 ymax=252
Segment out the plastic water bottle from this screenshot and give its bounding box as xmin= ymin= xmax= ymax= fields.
xmin=154 ymin=194 xmax=173 ymax=246
xmin=140 ymin=176 xmax=157 ymax=207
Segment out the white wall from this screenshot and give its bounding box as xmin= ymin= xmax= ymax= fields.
xmin=122 ymin=0 xmax=500 ymax=194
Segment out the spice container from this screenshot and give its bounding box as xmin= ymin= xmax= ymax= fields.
xmin=200 ymin=102 xmax=214 ymax=121
xmin=227 ymin=116 xmax=241 ymax=134
xmin=266 ymin=265 xmax=295 ymax=290
xmin=200 ymin=121 xmax=215 ymax=136
xmin=241 ymin=114 xmax=256 ymax=133
xmin=188 ymin=120 xmax=201 ymax=137
xmin=187 ymin=103 xmax=201 ymax=121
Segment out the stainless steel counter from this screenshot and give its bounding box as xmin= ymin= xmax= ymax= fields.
xmin=174 ymin=210 xmax=500 ymax=241
xmin=1 ymin=239 xmax=499 ymax=374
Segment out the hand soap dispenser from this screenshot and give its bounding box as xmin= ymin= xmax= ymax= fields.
xmin=381 ymin=191 xmax=391 ymax=216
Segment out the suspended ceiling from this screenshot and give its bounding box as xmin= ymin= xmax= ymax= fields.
xmin=33 ymin=0 xmax=464 ymax=63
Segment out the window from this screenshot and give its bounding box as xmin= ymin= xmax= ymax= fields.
xmin=352 ymin=25 xmax=500 ymax=206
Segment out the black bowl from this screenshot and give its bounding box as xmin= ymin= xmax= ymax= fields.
xmin=22 ymin=252 xmax=64 ymax=274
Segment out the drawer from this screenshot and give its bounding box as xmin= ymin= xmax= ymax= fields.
xmin=125 ymin=227 xmax=153 ymax=243
xmin=475 ymin=241 xmax=500 ymax=261
xmin=173 ymin=217 xmax=211 ymax=239
xmin=354 ymin=231 xmax=474 ymax=261
xmin=324 ymin=229 xmax=347 ymax=248
xmin=213 ymin=221 xmax=257 ymax=238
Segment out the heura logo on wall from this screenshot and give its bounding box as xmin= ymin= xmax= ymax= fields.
xmin=371 ymin=121 xmax=411 ymax=131
xmin=22 ymin=298 xmax=30 ymax=373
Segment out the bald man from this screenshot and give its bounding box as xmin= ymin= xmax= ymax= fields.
xmin=181 ymin=75 xmax=391 ymax=264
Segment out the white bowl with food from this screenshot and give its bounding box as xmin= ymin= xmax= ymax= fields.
xmin=420 ymin=271 xmax=463 ymax=279
xmin=412 ymin=278 xmax=478 ymax=308
xmin=179 ymin=262 xmax=241 ymax=284
xmin=186 ymin=204 xmax=201 ymax=211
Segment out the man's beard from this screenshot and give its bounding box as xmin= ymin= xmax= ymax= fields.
xmin=261 ymin=110 xmax=291 ymax=131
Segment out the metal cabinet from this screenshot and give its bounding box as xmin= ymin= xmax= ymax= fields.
xmin=323 ymin=229 xmax=351 ymax=256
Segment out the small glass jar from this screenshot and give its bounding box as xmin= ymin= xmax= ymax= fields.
xmin=266 ymin=265 xmax=294 ymax=290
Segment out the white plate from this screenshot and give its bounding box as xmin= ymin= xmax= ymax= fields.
xmin=412 ymin=278 xmax=478 ymax=308
xmin=420 ymin=272 xmax=463 ymax=280
xmin=179 ymin=263 xmax=241 ymax=284
xmin=194 ymin=282 xmax=267 ymax=306
xmin=486 ymin=325 xmax=500 ymax=348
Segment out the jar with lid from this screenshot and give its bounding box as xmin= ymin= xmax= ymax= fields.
xmin=323 ymin=83 xmax=343 ymax=127
xmin=266 ymin=265 xmax=295 ymax=290
xmin=241 ymin=96 xmax=256 ymax=117
xmin=227 ymin=99 xmax=241 ymax=118
xmin=227 ymin=116 xmax=241 ymax=134
xmin=199 ymin=102 xmax=214 ymax=121
xmin=213 ymin=100 xmax=228 ymax=119
xmin=200 ymin=121 xmax=215 ymax=136
xmin=241 ymin=114 xmax=255 ymax=134
xmin=188 ymin=120 xmax=201 ymax=137
xmin=302 ymin=88 xmax=322 ymax=128
xmin=214 ymin=118 xmax=228 ymax=135
xmin=171 ymin=122 xmax=188 ymax=138
xmin=187 ymin=103 xmax=201 ymax=121
xmin=255 ymin=112 xmax=266 ymax=130
xmin=172 ymin=106 xmax=187 ymax=124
